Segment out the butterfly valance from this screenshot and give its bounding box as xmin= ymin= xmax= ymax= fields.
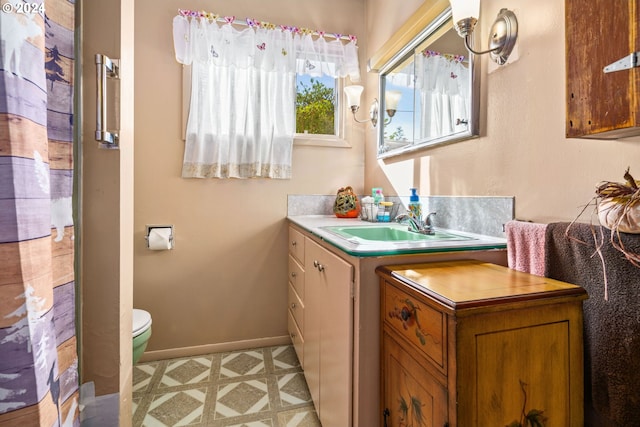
xmin=172 ymin=11 xmax=360 ymax=81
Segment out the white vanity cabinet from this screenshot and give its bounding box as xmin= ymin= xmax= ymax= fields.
xmin=304 ymin=237 xmax=354 ymax=427
xmin=287 ymin=227 xmax=306 ymax=365
xmin=288 ymin=227 xmax=354 ymax=427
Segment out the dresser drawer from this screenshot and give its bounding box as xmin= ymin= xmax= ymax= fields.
xmin=383 ymin=281 xmax=446 ymax=373
xmin=288 ymin=309 xmax=304 ymax=366
xmin=288 ymin=254 xmax=305 ymax=300
xmin=288 ymin=227 xmax=305 ymax=264
xmin=288 ymin=283 xmax=304 ymax=332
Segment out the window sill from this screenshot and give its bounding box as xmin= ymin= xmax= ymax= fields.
xmin=293 ymin=134 xmax=352 ymax=148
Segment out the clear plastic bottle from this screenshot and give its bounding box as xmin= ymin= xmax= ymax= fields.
xmin=375 ymin=189 xmax=385 ymax=221
xmin=373 ymin=188 xmax=384 ymax=204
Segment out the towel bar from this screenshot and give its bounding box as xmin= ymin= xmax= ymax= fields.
xmin=95 ymin=54 xmax=120 ymax=149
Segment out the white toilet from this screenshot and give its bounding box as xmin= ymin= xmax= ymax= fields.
xmin=133 ymin=309 xmax=152 ymax=364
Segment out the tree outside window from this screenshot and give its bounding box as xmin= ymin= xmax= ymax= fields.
xmin=295 ymin=75 xmax=336 ymax=135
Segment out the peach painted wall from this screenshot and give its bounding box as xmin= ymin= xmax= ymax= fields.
xmin=132 ymin=0 xmax=640 ymax=356
xmin=81 ymin=0 xmax=135 ymax=422
xmin=365 ymin=0 xmax=640 ymax=223
xmin=133 ymin=0 xmax=366 ymax=355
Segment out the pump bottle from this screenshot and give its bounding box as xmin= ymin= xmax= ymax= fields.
xmin=408 ymin=188 xmax=422 ymax=220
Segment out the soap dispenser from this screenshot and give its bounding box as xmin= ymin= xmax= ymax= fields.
xmin=408 ymin=188 xmax=422 ymax=220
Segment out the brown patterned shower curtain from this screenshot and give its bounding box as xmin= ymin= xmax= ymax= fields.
xmin=0 ymin=0 xmax=79 ymax=425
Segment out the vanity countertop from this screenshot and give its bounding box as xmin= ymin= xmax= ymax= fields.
xmin=287 ymin=215 xmax=507 ymax=257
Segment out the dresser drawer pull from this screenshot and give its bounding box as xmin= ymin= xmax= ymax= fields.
xmin=389 ymin=298 xmax=437 ymax=346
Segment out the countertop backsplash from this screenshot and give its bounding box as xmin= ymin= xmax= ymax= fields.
xmin=287 ymin=194 xmax=514 ymax=238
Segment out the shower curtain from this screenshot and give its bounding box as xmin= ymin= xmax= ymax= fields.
xmin=0 ymin=0 xmax=79 ymax=426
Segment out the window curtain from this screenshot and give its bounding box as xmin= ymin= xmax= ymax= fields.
xmin=0 ymin=0 xmax=79 ymax=425
xmin=173 ymin=13 xmax=360 ymax=179
xmin=414 ymin=53 xmax=469 ymax=140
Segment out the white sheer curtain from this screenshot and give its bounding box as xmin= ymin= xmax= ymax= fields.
xmin=173 ymin=14 xmax=360 ymax=179
xmin=415 ymin=53 xmax=469 ymax=140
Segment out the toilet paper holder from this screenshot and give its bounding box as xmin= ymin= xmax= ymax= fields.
xmin=145 ymin=225 xmax=174 ymax=250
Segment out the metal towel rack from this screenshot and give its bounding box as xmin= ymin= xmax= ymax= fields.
xmin=95 ymin=54 xmax=120 ymax=148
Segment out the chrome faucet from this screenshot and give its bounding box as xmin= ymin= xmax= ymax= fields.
xmin=395 ymin=211 xmax=437 ymax=235
xmin=424 ymin=211 xmax=437 ymax=227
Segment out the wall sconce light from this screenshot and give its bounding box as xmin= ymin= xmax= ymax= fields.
xmin=449 ymin=0 xmax=518 ymax=65
xmin=344 ymin=85 xmax=379 ymax=127
xmin=384 ymin=90 xmax=402 ymax=125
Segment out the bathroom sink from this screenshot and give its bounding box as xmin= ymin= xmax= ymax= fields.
xmin=322 ymin=225 xmax=474 ymax=242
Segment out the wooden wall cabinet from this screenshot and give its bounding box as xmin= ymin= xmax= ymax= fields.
xmin=378 ymin=260 xmax=587 ymax=427
xmin=566 ymin=0 xmax=640 ymax=139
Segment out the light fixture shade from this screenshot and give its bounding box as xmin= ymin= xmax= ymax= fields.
xmin=450 ymin=0 xmax=480 ymax=24
xmin=344 ymin=85 xmax=364 ymax=108
xmin=385 ymin=90 xmax=402 ymax=111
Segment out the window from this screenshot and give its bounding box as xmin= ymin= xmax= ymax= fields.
xmin=174 ymin=11 xmax=360 ymax=163
xmin=294 ymin=74 xmax=350 ymax=147
xmin=295 ymin=74 xmax=338 ymax=136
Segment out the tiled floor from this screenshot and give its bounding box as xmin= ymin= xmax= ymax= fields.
xmin=132 ymin=345 xmax=321 ymax=427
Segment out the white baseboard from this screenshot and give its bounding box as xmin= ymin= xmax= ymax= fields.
xmin=137 ymin=335 xmax=292 ymax=363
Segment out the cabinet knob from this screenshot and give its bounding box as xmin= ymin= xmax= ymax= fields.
xmin=291 ymin=240 xmax=297 ymax=246
xmin=313 ymin=260 xmax=325 ymax=271
xmin=290 ymin=332 xmax=296 ymax=339
xmin=291 ymin=302 xmax=296 ymax=309
xmin=291 ymin=272 xmax=297 ymax=278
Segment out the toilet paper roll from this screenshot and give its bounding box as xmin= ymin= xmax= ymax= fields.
xmin=148 ymin=227 xmax=173 ymax=250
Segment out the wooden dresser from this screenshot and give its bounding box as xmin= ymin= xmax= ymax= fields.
xmin=377 ymin=260 xmax=588 ymax=427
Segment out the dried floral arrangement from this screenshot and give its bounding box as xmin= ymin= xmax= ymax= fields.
xmin=568 ymin=167 xmax=640 ymax=298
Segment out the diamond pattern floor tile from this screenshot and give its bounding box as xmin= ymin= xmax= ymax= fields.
xmin=215 ymin=380 xmax=270 ymax=419
xmin=132 ymin=345 xmax=317 ymax=427
xmin=226 ymin=420 xmax=274 ymax=427
xmin=272 ymin=346 xmax=300 ymax=371
xmin=220 ymin=350 xmax=265 ymax=378
xmin=277 ymin=408 xmax=322 ymax=427
xmin=133 ymin=362 xmax=158 ymax=393
xmin=160 ymin=357 xmax=212 ymax=388
xmin=278 ymin=373 xmax=311 ymax=407
xmin=143 ymin=388 xmax=206 ymax=426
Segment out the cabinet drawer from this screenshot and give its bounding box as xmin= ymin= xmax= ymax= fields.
xmin=383 ymin=281 xmax=446 ymax=373
xmin=288 ymin=309 xmax=304 ymax=366
xmin=288 ymin=283 xmax=304 ymax=332
xmin=288 ymin=227 xmax=305 ymax=263
xmin=288 ymin=254 xmax=305 ymax=300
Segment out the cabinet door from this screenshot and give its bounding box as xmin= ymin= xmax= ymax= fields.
xmin=566 ymin=0 xmax=640 ymax=138
xmin=305 ymin=238 xmax=354 ymax=427
xmin=382 ymin=330 xmax=448 ymax=427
